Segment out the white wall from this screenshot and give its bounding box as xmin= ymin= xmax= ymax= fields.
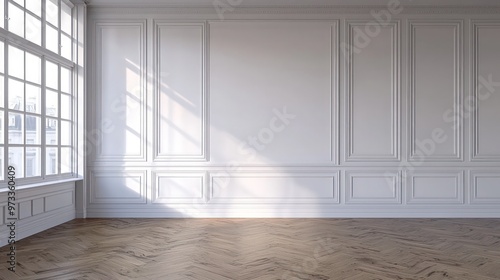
xmin=86 ymin=4 xmax=500 ymax=217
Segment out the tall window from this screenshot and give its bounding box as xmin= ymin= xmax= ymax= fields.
xmin=0 ymin=0 xmax=75 ymax=184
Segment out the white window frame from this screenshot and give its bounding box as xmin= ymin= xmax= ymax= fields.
xmin=0 ymin=0 xmax=83 ymax=187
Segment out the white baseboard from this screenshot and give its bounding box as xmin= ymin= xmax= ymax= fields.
xmin=85 ymin=205 xmax=500 ymax=218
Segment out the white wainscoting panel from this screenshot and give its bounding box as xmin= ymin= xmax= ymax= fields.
xmin=470 ymin=171 xmax=500 ymax=203
xmin=90 ymin=170 xmax=147 ymax=204
xmin=152 ymin=172 xmax=206 ymax=203
xmin=345 ymin=171 xmax=401 ymax=203
xmin=345 ymin=21 xmax=400 ymax=161
xmin=471 ymin=21 xmax=500 ymax=161
xmin=209 ymin=172 xmax=339 ymax=204
xmin=0 ymin=182 xmax=76 ymax=247
xmin=209 ymin=21 xmax=338 ymax=165
xmin=408 ymin=21 xmax=462 ymax=161
xmin=32 ymin=198 xmax=44 ymax=216
xmin=19 ymin=201 xmax=32 ymax=219
xmin=406 ymin=171 xmax=464 ymax=204
xmin=93 ymin=21 xmax=147 ymax=162
xmin=154 ymin=22 xmax=206 ymax=161
xmin=45 ymin=191 xmax=75 ymax=212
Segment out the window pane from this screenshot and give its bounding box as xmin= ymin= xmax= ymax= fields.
xmin=46 ymin=25 xmax=59 ymax=54
xmin=0 ymin=42 xmax=4 ymax=73
xmin=26 ymin=84 xmax=41 ymax=114
xmin=61 ymin=147 xmax=71 ymax=173
xmin=8 ymin=3 xmax=24 ymax=38
xmin=26 ymin=115 xmax=41 ymax=144
xmin=61 ymin=67 xmax=70 ymax=93
xmin=8 ymin=112 xmax=23 ymax=144
xmin=46 ymin=118 xmax=57 ymax=145
xmin=46 ymin=61 xmax=58 ymax=89
xmin=8 ymin=79 xmax=24 ymax=111
xmin=26 ymin=52 xmax=41 ymax=84
xmin=8 ymin=45 xmax=24 ymax=80
xmin=61 ymin=2 xmax=71 ymax=34
xmin=12 ymin=0 xmax=24 ymax=7
xmin=26 ymin=14 xmax=42 ymax=46
xmin=61 ymin=34 xmax=71 ymax=60
xmin=61 ymin=120 xmax=71 ymax=145
xmin=26 ymin=147 xmax=41 ymax=177
xmin=46 ymin=0 xmax=59 ymax=27
xmin=46 ymin=89 xmax=58 ymax=117
xmin=0 ymin=75 xmax=4 ymax=108
xmin=9 ymin=147 xmax=24 ymax=178
xmin=0 ymin=110 xmax=3 ymax=144
xmin=61 ymin=94 xmax=71 ymax=119
xmin=0 ymin=0 xmax=4 ymax=29
xmin=46 ymin=147 xmax=58 ymax=175
xmin=26 ymin=0 xmax=42 ymax=17
xmin=0 ymin=147 xmax=3 ymax=180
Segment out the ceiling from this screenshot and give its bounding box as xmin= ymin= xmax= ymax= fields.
xmin=86 ymin=0 xmax=500 ymax=7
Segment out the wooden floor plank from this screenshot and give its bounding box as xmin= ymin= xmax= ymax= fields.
xmin=1 ymin=218 xmax=500 ymax=279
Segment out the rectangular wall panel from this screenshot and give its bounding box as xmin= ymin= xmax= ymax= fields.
xmin=210 ymin=172 xmax=339 ymax=204
xmin=408 ymin=21 xmax=462 ymax=161
xmin=472 ymin=22 xmax=500 ymax=161
xmin=471 ymin=172 xmax=500 ymax=203
xmin=93 ymin=21 xmax=146 ymax=161
xmin=45 ymin=191 xmax=74 ymax=212
xmin=209 ymin=21 xmax=338 ymax=165
xmin=19 ymin=201 xmax=32 ymax=219
xmin=406 ymin=171 xmax=463 ymax=203
xmin=155 ymin=23 xmax=206 ymax=161
xmin=345 ymin=171 xmax=401 ymax=203
xmin=32 ymin=198 xmax=44 ymax=216
xmin=90 ymin=170 xmax=147 ymax=204
xmin=153 ymin=172 xmax=205 ymax=203
xmin=345 ymin=21 xmax=399 ymax=161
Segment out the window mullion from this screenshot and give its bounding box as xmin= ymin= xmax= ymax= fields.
xmin=58 ymin=0 xmax=61 ymax=57
xmin=23 ymin=46 xmax=26 ymax=173
xmin=57 ymin=64 xmax=61 ymax=175
xmin=41 ymin=58 xmax=46 ymax=179
xmin=42 ymin=0 xmax=46 ymax=50
xmin=2 ymin=41 xmax=7 ymax=182
xmin=4 ymin=0 xmax=8 ymax=38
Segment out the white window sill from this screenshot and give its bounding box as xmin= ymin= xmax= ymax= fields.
xmin=0 ymin=177 xmax=83 ymax=193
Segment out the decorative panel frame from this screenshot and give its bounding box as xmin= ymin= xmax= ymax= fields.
xmin=152 ymin=171 xmax=206 ymax=203
xmin=345 ymin=171 xmax=401 ymax=204
xmin=407 ymin=20 xmax=463 ymax=162
xmin=89 ymin=170 xmax=147 ymax=204
xmin=92 ymin=20 xmax=148 ymax=162
xmin=153 ymin=21 xmax=208 ymax=162
xmin=470 ymin=171 xmax=500 ymax=204
xmin=344 ymin=20 xmax=401 ymax=162
xmin=208 ymin=171 xmax=340 ymax=204
xmin=471 ymin=21 xmax=500 ymax=161
xmin=406 ymin=170 xmax=464 ymax=204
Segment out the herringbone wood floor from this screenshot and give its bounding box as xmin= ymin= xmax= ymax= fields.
xmin=1 ymin=219 xmax=500 ymax=280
